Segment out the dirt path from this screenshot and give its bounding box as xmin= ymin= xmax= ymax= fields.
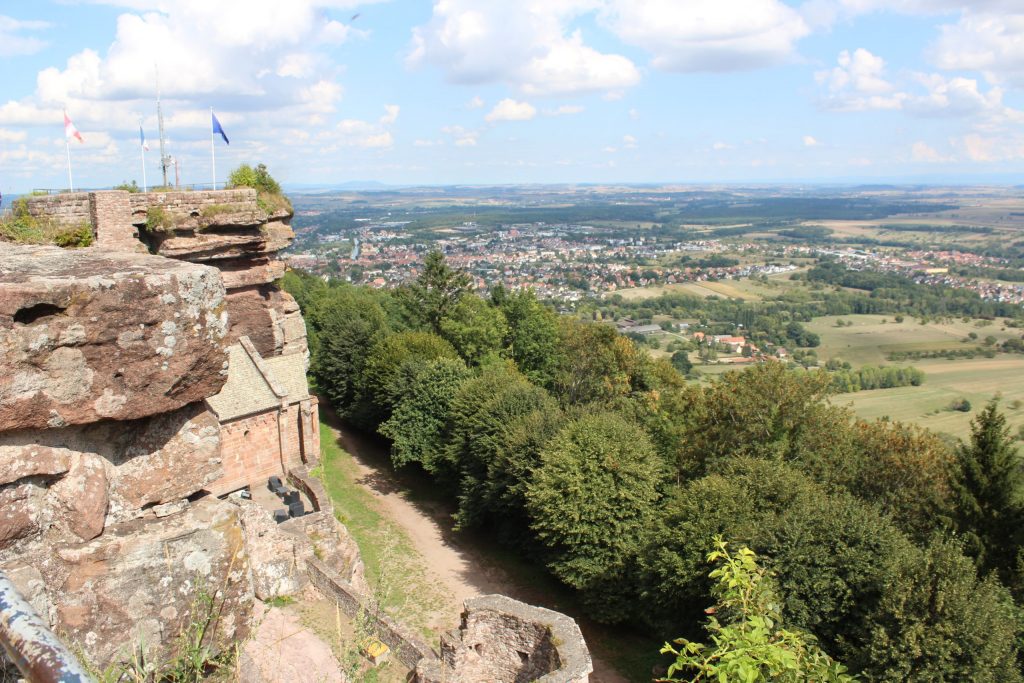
xmin=330 ymin=424 xmax=631 ymax=683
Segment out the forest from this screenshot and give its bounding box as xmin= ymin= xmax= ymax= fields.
xmin=284 ymin=253 xmax=1024 ymax=681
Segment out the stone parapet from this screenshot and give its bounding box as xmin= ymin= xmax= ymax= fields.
xmin=307 ymin=558 xmax=438 ymax=670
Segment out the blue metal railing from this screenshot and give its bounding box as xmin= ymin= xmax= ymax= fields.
xmin=0 ymin=572 xmax=93 ymax=682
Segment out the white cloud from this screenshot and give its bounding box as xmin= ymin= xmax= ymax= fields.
xmin=905 ymin=74 xmax=1005 ymax=117
xmin=335 ymin=105 xmax=400 ymax=148
xmin=628 ymin=108 xmax=639 ymax=120
xmin=932 ymin=10 xmax=1024 ymax=89
xmin=622 ymin=134 xmax=637 ymax=148
xmin=0 ymin=0 xmax=366 ymax=133
xmin=910 ymin=141 xmax=951 ymax=162
xmin=442 ymin=125 xmax=480 ymax=147
xmin=712 ymin=141 xmax=735 ymax=150
xmin=816 ymin=48 xmax=905 ymax=110
xmin=408 ymin=0 xmax=640 ymax=95
xmin=545 ymin=104 xmax=585 ymax=116
xmin=485 ymin=98 xmax=537 ymax=122
xmin=413 ymin=138 xmax=443 ymax=147
xmin=803 ymin=135 xmax=821 ymax=146
xmin=0 ymin=15 xmax=50 ymax=57
xmin=467 ymin=95 xmax=485 ymax=109
xmin=0 ymin=128 xmax=27 ymax=143
xmin=601 ymin=0 xmax=810 ymax=72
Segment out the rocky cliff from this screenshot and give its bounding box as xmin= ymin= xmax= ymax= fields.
xmin=0 ymin=189 xmax=326 ymax=669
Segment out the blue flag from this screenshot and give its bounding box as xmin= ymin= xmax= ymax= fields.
xmin=212 ymin=111 xmax=229 ymax=145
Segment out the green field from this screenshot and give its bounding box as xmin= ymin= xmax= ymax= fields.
xmin=801 ymin=314 xmax=1024 ymax=439
xmin=833 ymin=356 xmax=1024 ymax=439
xmin=807 ymin=314 xmax=1019 ymax=366
xmin=616 ymin=270 xmax=802 ymax=302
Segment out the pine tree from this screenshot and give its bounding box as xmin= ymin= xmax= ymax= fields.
xmin=951 ymin=398 xmax=1024 ymax=586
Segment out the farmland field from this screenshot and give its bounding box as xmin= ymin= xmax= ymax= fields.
xmin=832 ymin=356 xmax=1024 ymax=440
xmin=806 ymin=314 xmax=1019 ymax=366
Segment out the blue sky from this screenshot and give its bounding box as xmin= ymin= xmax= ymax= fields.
xmin=2 ymin=0 xmax=1024 ymax=193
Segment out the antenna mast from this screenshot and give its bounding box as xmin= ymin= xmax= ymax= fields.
xmin=156 ymin=66 xmax=169 ymax=187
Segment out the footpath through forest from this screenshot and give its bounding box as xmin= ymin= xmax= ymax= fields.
xmin=327 ymin=422 xmax=635 ymax=683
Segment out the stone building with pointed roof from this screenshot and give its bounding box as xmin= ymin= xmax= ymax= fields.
xmin=205 ymin=337 xmax=320 ymax=495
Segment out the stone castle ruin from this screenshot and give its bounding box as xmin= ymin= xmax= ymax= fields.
xmin=0 ymin=188 xmax=591 ymax=682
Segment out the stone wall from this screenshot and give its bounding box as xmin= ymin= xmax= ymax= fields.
xmin=307 ymin=558 xmax=438 ymax=670
xmin=22 ymin=193 xmax=91 ymax=227
xmin=215 ymin=412 xmax=288 ymax=496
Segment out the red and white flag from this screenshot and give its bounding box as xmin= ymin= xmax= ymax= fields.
xmin=63 ymin=110 xmax=83 ymax=144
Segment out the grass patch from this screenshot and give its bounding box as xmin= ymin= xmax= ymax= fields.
xmin=200 ymin=203 xmax=234 ymax=218
xmin=316 ymin=419 xmax=447 ymax=639
xmin=0 ymin=198 xmax=93 ymax=247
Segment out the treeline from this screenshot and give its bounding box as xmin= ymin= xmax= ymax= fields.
xmin=585 ymin=262 xmax=1023 ymax=348
xmin=830 ymin=365 xmax=925 ymax=393
xmin=888 ymin=347 xmax=992 ymax=361
xmin=806 ymin=261 xmax=1024 ymax=318
xmin=285 ymin=254 xmax=1024 ymax=681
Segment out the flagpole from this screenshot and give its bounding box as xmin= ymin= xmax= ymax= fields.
xmin=65 ymin=137 xmax=74 ymax=192
xmin=140 ymin=121 xmax=148 ymax=192
xmin=210 ymin=107 xmax=216 ymax=190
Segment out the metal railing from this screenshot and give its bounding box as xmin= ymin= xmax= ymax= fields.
xmin=0 ymin=573 xmax=93 ymax=682
xmin=28 ymin=182 xmax=229 ymax=195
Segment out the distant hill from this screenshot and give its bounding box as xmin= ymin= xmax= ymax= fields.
xmin=284 ymin=181 xmax=399 ymax=193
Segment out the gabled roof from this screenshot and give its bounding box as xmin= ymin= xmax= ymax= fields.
xmin=206 ymin=337 xmax=308 ymax=421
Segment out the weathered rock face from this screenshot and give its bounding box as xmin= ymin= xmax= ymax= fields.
xmin=417 ymin=596 xmax=593 ymax=683
xmin=0 ymin=245 xmax=228 ymax=431
xmin=0 ymin=402 xmax=223 ymax=553
xmin=225 ymin=286 xmax=307 ymax=358
xmin=3 ymin=498 xmax=253 ymax=666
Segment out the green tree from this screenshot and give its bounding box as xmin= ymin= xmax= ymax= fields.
xmin=681 ymin=362 xmax=834 ymax=475
xmin=670 ymin=350 xmax=693 ymax=375
xmin=308 ymin=285 xmax=388 ymax=428
xmin=553 ymin=318 xmax=651 ymax=405
xmin=856 ymin=538 xmax=1022 ymax=682
xmin=438 ymin=295 xmax=509 ymax=366
xmin=498 ymin=289 xmax=563 ymax=388
xmin=951 ymin=398 xmax=1024 ymax=583
xmin=360 ymin=331 xmax=458 ymax=428
xmin=377 ymin=357 xmax=471 ymax=472
xmin=527 ymin=412 xmax=664 ymax=621
xmin=641 ymin=458 xmax=910 ymax=655
xmin=395 ymin=251 xmax=471 ymax=332
xmin=659 ymin=539 xmax=853 ymax=683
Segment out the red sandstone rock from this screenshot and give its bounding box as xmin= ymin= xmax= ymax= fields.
xmin=7 ymin=498 xmax=254 ymax=668
xmin=224 ymin=287 xmax=307 ymax=357
xmin=0 ymin=245 xmax=228 ymax=431
xmin=51 ymin=454 xmax=108 ymax=541
xmin=0 ymin=443 xmax=71 ymax=486
xmin=109 ymin=404 xmax=221 ymax=510
xmin=0 ymin=483 xmax=40 ymax=547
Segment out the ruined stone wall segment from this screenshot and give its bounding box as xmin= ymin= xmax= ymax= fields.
xmin=90 ymin=191 xmax=146 ymax=253
xmin=23 ymin=193 xmax=91 ymax=228
xmin=0 ymin=245 xmax=228 ymax=431
xmin=307 ymin=558 xmax=438 ymax=670
xmin=417 ymin=595 xmax=593 ymax=683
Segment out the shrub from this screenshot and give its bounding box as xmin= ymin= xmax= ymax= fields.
xmin=145 ymin=205 xmax=175 ymax=233
xmin=227 ymin=163 xmax=292 ymax=215
xmin=0 ymin=198 xmax=93 ymax=247
xmin=113 ymin=180 xmax=140 ymax=192
xmin=949 ymin=398 xmax=972 ymax=412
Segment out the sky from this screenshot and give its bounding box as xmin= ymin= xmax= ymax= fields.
xmin=2 ymin=0 xmax=1024 ymax=193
